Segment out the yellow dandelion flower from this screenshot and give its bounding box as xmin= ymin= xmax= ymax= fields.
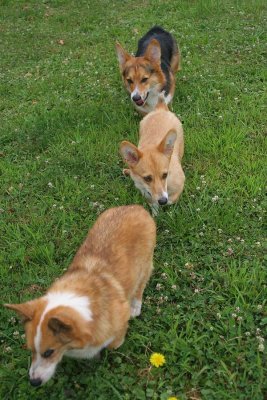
xmin=167 ymin=397 xmax=178 ymax=400
xmin=149 ymin=352 xmax=166 ymax=367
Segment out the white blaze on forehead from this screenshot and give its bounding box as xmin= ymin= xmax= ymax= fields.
xmin=34 ymin=292 xmax=92 ymax=352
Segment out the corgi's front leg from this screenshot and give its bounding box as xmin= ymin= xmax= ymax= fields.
xmin=150 ymin=203 xmax=159 ymax=217
xmin=107 ymin=324 xmax=128 ymax=350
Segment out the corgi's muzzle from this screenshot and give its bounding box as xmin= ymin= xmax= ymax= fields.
xmin=131 ymin=92 xmax=149 ymax=107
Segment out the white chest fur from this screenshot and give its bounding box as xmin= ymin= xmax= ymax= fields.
xmin=135 ymin=89 xmax=172 ymax=114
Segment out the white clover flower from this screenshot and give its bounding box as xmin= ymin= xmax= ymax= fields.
xmin=258 ymin=343 xmax=264 ymax=352
xmin=48 ymin=182 xmax=53 ymax=188
xmin=232 ymin=313 xmax=237 ymax=318
xmin=216 ymin=313 xmax=221 ymax=319
xmin=212 ymin=195 xmax=219 ymax=202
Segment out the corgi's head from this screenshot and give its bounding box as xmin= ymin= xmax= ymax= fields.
xmin=120 ymin=130 xmax=177 ymax=206
xmin=5 ymin=292 xmax=92 ymax=386
xmin=116 ymin=39 xmax=165 ymax=107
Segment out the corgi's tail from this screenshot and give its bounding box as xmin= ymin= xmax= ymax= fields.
xmin=156 ymin=92 xmax=169 ymax=111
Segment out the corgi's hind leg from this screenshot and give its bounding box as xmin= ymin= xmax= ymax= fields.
xmin=131 ymin=260 xmax=153 ymax=318
xmin=107 ymin=323 xmax=128 ymax=349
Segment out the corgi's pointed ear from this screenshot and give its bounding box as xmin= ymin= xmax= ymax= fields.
xmin=115 ymin=42 xmax=130 ymax=70
xmin=4 ymin=301 xmax=36 ymax=322
xmin=120 ymin=141 xmax=142 ymax=167
xmin=48 ymin=316 xmax=72 ymax=336
xmin=144 ymin=39 xmax=161 ymax=64
xmin=158 ymin=129 xmax=177 ymax=157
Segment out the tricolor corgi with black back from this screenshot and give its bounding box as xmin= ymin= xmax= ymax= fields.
xmin=120 ymin=99 xmax=185 ymax=215
xmin=116 ymin=26 xmax=180 ymax=114
xmin=5 ymin=205 xmax=156 ymax=386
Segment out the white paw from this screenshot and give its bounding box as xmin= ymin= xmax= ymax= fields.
xmin=130 ymin=299 xmax=142 ymax=318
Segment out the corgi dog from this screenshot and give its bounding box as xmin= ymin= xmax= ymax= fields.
xmin=5 ymin=205 xmax=156 ymax=386
xmin=116 ymin=26 xmax=180 ymax=115
xmin=120 ymin=99 xmax=185 ymax=215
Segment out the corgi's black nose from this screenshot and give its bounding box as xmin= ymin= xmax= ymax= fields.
xmin=158 ymin=197 xmax=168 ymax=205
xmin=132 ymin=94 xmax=142 ymax=102
xmin=30 ymin=378 xmax=42 ymax=387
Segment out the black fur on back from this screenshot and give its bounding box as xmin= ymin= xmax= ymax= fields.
xmin=136 ymin=26 xmax=177 ymax=95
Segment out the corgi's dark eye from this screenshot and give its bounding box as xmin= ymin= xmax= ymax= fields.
xmin=43 ymin=349 xmax=54 ymax=358
xmin=144 ymin=175 xmax=152 ymax=183
xmin=162 ymin=173 xmax=168 ymax=179
xmin=141 ymin=77 xmax=148 ymax=83
xmin=127 ymin=78 xmax=133 ymax=85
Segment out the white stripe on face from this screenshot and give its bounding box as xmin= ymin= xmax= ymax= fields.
xmin=162 ymin=191 xmax=169 ymax=201
xmin=131 ymin=86 xmax=140 ymax=99
xmin=30 ymin=292 xmax=93 ymax=384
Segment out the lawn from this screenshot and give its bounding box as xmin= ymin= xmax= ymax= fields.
xmin=0 ymin=0 xmax=266 ymax=399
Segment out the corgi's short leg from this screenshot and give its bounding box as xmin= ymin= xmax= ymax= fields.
xmin=130 ymin=298 xmax=142 ymax=317
xmin=107 ymin=324 xmax=128 ymax=349
xmin=167 ymin=192 xmax=179 ymax=205
xmin=131 ymin=260 xmax=153 ymax=318
xmin=151 ymin=203 xmax=159 ymax=217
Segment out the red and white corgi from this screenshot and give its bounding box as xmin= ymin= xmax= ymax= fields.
xmin=116 ymin=26 xmax=180 ymax=115
xmin=120 ymin=99 xmax=185 ymax=215
xmin=5 ymin=205 xmax=156 ymax=386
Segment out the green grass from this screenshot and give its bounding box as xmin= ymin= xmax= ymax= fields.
xmin=0 ymin=0 xmax=266 ymax=399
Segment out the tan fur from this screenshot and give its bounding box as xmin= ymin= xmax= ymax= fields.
xmin=5 ymin=205 xmax=156 ymax=385
xmin=120 ymin=106 xmax=185 ymax=212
